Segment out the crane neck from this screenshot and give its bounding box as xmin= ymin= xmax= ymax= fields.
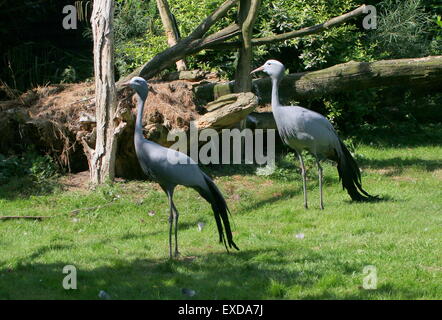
xmin=271 ymin=77 xmax=281 ymax=109
xmin=134 ymin=93 xmax=146 ymax=139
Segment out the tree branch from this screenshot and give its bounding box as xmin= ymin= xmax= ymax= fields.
xmin=0 ymin=216 xmax=51 ymax=221
xmin=253 ymin=4 xmax=367 ymax=46
xmin=197 ymin=23 xmax=241 ymax=49
xmin=206 ymin=4 xmax=367 ymax=49
xmin=116 ymin=0 xmax=239 ymax=86
xmin=188 ymin=0 xmax=239 ymax=39
xmin=116 ymin=3 xmax=366 ymax=89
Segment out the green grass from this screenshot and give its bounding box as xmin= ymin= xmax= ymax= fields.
xmin=0 ymin=126 xmax=441 ymax=300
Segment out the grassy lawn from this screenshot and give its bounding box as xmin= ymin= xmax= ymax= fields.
xmin=0 ymin=126 xmax=441 ymax=300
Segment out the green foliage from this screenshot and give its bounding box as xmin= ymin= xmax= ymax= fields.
xmin=113 ymin=0 xmax=368 ymax=77
xmin=369 ymin=0 xmax=433 ymax=59
xmin=270 ymin=152 xmax=318 ymax=182
xmin=29 ymin=155 xmax=59 ymax=182
xmin=60 ymin=66 xmax=77 ymax=84
xmin=114 ymin=0 xmax=168 ymax=76
xmin=0 ymin=151 xmax=59 ymax=186
xmin=429 ymin=15 xmax=442 ymax=55
xmin=2 ymin=42 xmax=91 ymax=91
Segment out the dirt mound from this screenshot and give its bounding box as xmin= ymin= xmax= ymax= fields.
xmin=143 ymin=81 xmax=199 ymax=130
xmin=0 ymin=76 xmax=207 ymax=176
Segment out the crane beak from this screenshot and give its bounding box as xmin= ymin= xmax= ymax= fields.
xmin=250 ymin=65 xmax=264 ymax=74
xmin=120 ymin=81 xmax=131 ymax=87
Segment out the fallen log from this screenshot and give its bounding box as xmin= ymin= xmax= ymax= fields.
xmin=194 ymin=56 xmax=442 ymax=104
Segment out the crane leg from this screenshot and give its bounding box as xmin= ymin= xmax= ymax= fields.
xmin=297 ymin=152 xmax=308 ymax=209
xmin=316 ymin=160 xmax=324 ymax=210
xmin=167 ymin=191 xmax=174 ymax=259
xmin=171 ymin=201 xmax=180 ymax=257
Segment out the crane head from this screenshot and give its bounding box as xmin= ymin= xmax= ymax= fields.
xmin=121 ymin=76 xmax=149 ymax=100
xmin=250 ymin=60 xmax=285 ymax=80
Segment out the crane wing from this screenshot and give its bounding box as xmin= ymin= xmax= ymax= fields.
xmin=274 ymin=106 xmax=340 ymax=158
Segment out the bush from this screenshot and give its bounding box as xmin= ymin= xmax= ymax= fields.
xmin=0 ymin=151 xmax=59 ymax=186
xmin=368 ymin=0 xmax=433 ymax=59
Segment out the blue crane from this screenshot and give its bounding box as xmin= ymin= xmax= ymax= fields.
xmin=251 ymin=60 xmax=377 ymax=209
xmin=122 ymin=77 xmax=239 ymax=258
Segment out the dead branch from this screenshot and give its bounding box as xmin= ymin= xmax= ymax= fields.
xmin=0 ymin=216 xmax=51 ymax=221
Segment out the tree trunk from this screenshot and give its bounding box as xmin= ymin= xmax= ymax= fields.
xmin=234 ymin=0 xmax=260 ymax=93
xmin=233 ymin=0 xmax=261 ymax=156
xmin=86 ymin=0 xmax=123 ymax=185
xmin=156 ymin=0 xmax=187 ymax=71
xmin=195 ymin=56 xmax=442 ymax=104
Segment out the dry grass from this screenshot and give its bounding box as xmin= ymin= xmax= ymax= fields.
xmin=143 ymin=81 xmax=199 ymax=130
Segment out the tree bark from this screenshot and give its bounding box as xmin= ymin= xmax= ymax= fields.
xmin=195 ymin=56 xmax=442 ymax=104
xmin=156 ymin=0 xmax=187 ymax=71
xmin=87 ymin=0 xmax=125 ymax=185
xmin=234 ymin=0 xmax=260 ymax=93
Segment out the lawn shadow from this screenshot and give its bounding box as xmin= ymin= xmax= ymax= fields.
xmin=360 ymin=157 xmax=442 ymax=174
xmin=0 ymin=248 xmax=308 ymax=299
xmin=352 ymin=124 xmax=442 ymax=149
xmin=0 ymin=176 xmax=61 ymax=201
xmin=0 ymin=246 xmax=435 ymax=300
xmin=237 ymin=186 xmax=301 ymax=214
xmin=341 ymin=193 xmax=398 ymax=206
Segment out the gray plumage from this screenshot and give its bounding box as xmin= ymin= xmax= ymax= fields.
xmin=123 ymin=77 xmax=239 ymax=258
xmin=251 ymin=60 xmax=377 ymax=209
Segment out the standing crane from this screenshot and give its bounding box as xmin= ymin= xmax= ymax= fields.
xmin=251 ymin=60 xmax=377 ymax=209
xmin=122 ymin=77 xmax=239 ymax=258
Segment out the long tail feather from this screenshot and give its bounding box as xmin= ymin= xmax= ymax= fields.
xmin=336 ymin=139 xmax=377 ymax=201
xmin=196 ymin=174 xmax=239 ymax=251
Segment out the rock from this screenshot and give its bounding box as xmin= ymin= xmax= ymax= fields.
xmin=196 ymin=92 xmax=258 ymax=130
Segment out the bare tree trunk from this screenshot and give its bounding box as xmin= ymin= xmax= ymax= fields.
xmin=156 ymin=0 xmax=187 ymax=71
xmin=86 ymin=0 xmax=120 ymax=185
